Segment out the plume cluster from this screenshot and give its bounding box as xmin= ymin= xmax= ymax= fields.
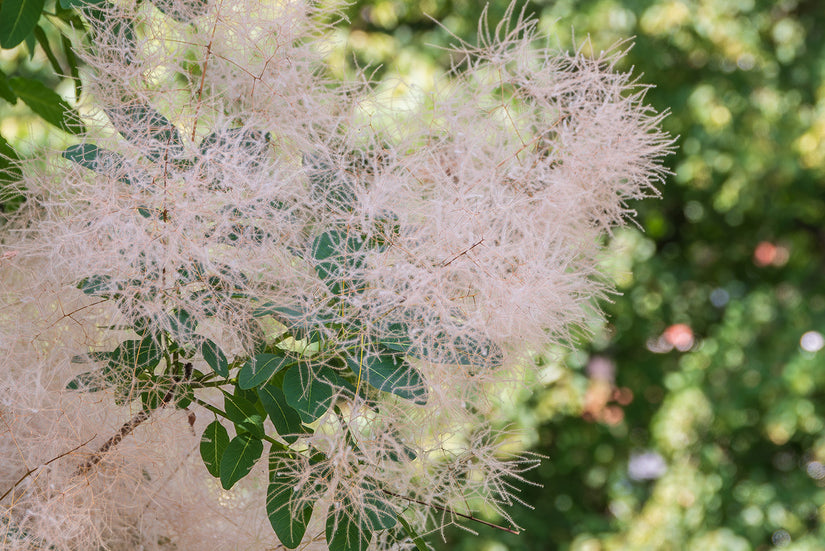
xmin=0 ymin=1 xmax=671 ymax=549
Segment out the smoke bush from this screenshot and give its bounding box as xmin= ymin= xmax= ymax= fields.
xmin=0 ymin=1 xmax=671 ymax=549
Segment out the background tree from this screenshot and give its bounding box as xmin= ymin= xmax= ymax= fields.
xmin=331 ymin=0 xmax=825 ymax=549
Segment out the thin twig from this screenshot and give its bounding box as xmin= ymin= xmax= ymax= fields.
xmin=73 ymin=368 xmax=188 ymax=477
xmin=0 ymin=435 xmax=96 ymax=503
xmin=441 ymin=238 xmax=484 ymax=267
xmin=381 ymin=489 xmax=520 ymax=535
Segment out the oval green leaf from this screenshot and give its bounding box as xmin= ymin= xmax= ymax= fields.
xmin=283 ymin=362 xmax=334 ymax=424
xmin=109 ymin=336 xmax=162 ymax=373
xmin=326 ymin=499 xmax=372 ymax=551
xmin=219 ymin=432 xmax=263 ymax=490
xmin=8 ymin=77 xmax=84 ymax=135
xmin=347 ymin=347 xmax=428 ymax=405
xmin=239 ymin=353 xmax=293 ymax=389
xmin=267 ymin=454 xmax=313 ymax=548
xmin=200 ymin=338 xmax=229 ymax=377
xmin=258 ymin=384 xmax=302 ymax=443
xmin=0 ymin=0 xmax=46 ymax=49
xmin=223 ymin=391 xmax=264 ymax=438
xmin=106 ymin=104 xmax=183 ymax=162
xmin=200 ymin=420 xmax=229 ymax=478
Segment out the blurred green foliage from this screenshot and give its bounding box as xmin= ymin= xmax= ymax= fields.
xmin=333 ymin=0 xmax=825 ymax=549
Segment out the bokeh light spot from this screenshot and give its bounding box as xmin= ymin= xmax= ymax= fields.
xmin=800 ymin=331 xmax=824 ymax=352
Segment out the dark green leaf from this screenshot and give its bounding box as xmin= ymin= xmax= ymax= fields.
xmin=219 ymin=432 xmax=263 ymax=490
xmin=258 ymin=384 xmax=303 ymax=443
xmin=312 ymin=230 xmax=368 ymax=296
xmin=0 ymin=69 xmax=17 ymax=104
xmin=106 ymin=104 xmax=183 ymax=162
xmin=77 ymin=274 xmax=115 ymax=297
xmin=326 ymin=498 xmax=372 ymax=551
xmin=362 ymin=483 xmax=397 ymax=531
xmin=200 ymin=419 xmax=229 ymax=478
xmin=62 ymin=144 xmax=143 ymax=185
xmin=65 ymin=370 xmax=108 ymax=392
xmin=80 ymin=0 xmax=135 ymax=65
xmin=304 ymin=152 xmax=357 ymax=212
xmin=0 ymin=135 xmax=23 ymax=207
xmin=8 ymin=77 xmax=85 ymax=135
xmin=109 ymin=336 xmax=162 ymax=372
xmin=70 ymin=351 xmax=112 ymax=364
xmin=0 ymin=0 xmax=46 ymax=49
xmin=347 ymin=347 xmax=428 ymax=405
xmin=283 ymin=362 xmax=335 ymax=423
xmin=223 ymin=391 xmax=264 ymax=438
xmin=267 ymin=454 xmax=313 ymax=548
xmin=200 ymin=338 xmax=229 ymax=377
xmin=199 ymin=127 xmax=269 ymax=166
xmin=168 ymin=308 xmax=197 ymax=341
xmin=238 ymin=352 xmax=293 ymax=390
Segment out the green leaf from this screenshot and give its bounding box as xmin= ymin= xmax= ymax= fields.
xmin=219 ymin=432 xmax=263 ymax=490
xmin=223 ymin=391 xmax=264 ymax=438
xmin=200 ymin=338 xmax=229 ymax=377
xmin=62 ymin=144 xmax=144 ymax=185
xmin=168 ymin=308 xmax=197 ymax=341
xmin=312 ymin=229 xmax=368 ymax=296
xmin=80 ymin=0 xmax=135 ymax=65
xmin=362 ymin=483 xmax=397 ymax=531
xmin=238 ymin=352 xmax=293 ymax=390
xmin=283 ymin=362 xmax=335 ymax=424
xmin=347 ymin=347 xmax=428 ymax=405
xmin=70 ymin=351 xmax=112 ymax=364
xmin=65 ymin=370 xmax=108 ymax=392
xmin=199 ymin=127 xmax=269 ymax=166
xmin=109 ymin=336 xmax=162 ymax=372
xmin=200 ymin=419 xmax=229 ymax=478
xmin=304 ymin=152 xmax=357 ymax=212
xmin=258 ymin=384 xmax=303 ymax=443
xmin=0 ymin=135 xmax=23 ymax=207
xmin=326 ymin=498 xmax=372 ymax=551
xmin=8 ymin=77 xmax=85 ymax=135
xmin=106 ymin=104 xmax=183 ymax=162
xmin=0 ymin=69 xmax=17 ymax=104
xmin=77 ymin=274 xmax=115 ymax=297
xmin=0 ymin=0 xmax=46 ymax=49
xmin=267 ymin=454 xmax=313 ymax=548
xmin=397 ymin=514 xmax=428 ymax=551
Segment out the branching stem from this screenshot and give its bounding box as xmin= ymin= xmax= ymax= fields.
xmin=1 ymin=436 xmax=95 ymax=503
xmin=381 ymin=489 xmax=520 ymax=535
